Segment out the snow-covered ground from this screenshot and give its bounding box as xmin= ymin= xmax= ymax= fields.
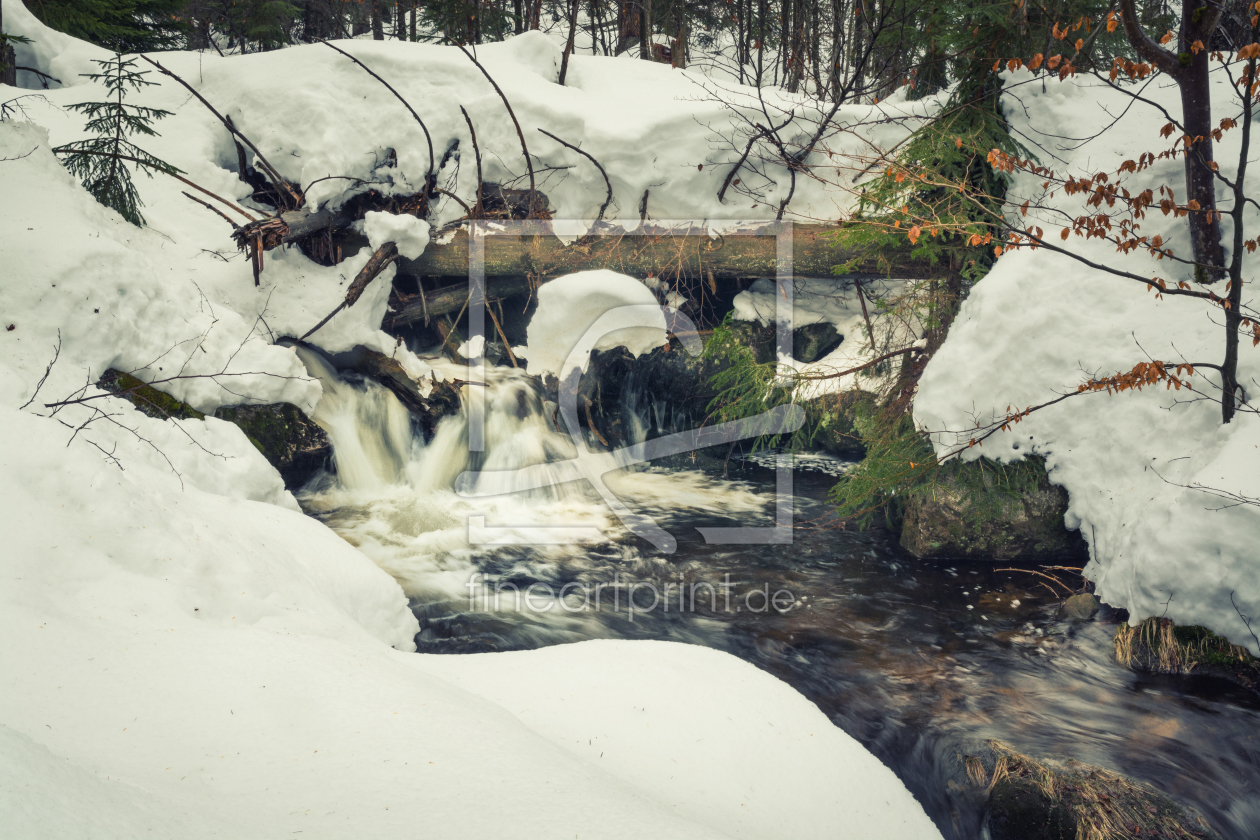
xmin=915 ymin=69 xmax=1260 ymax=654
xmin=1 ymin=4 xmax=942 ymax=837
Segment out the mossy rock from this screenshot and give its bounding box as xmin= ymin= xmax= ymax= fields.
xmin=213 ymin=403 xmax=331 ymax=490
xmin=97 ymin=368 xmax=330 ymax=490
xmin=97 ymin=370 xmax=205 ymax=420
xmin=899 ymin=457 xmax=1087 ymax=562
xmin=1115 ymin=618 xmax=1260 ymax=695
xmin=801 ymin=390 xmax=872 ymax=458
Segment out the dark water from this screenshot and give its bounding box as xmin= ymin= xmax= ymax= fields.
xmin=403 ymin=462 xmax=1260 ymax=840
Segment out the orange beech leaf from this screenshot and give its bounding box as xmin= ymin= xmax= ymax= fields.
xmin=1030 ymin=53 xmax=1044 ymax=69
xmin=1048 ymin=54 xmax=1062 ymax=68
xmin=1160 ymin=30 xmax=1174 ymax=44
xmin=1061 ymin=227 xmax=1070 ymax=240
xmin=1075 ymin=38 xmax=1084 ymax=51
xmin=1106 ymin=12 xmax=1118 ymax=32
xmin=955 ymin=137 xmax=963 ymax=148
xmin=908 ymin=225 xmax=922 ymax=243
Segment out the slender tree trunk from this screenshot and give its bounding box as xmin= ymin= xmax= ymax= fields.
xmin=1120 ymin=0 xmax=1225 ymax=281
xmin=372 ymin=0 xmax=385 ymax=39
xmin=641 ymin=0 xmax=653 ymax=59
xmin=2 ymin=3 xmax=17 ymax=87
xmin=559 ymin=0 xmax=581 ymax=83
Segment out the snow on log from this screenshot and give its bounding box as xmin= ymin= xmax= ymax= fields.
xmin=388 ymin=223 xmax=936 ymax=326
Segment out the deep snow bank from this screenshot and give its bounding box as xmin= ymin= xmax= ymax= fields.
xmin=1 ymin=7 xmax=942 ymax=837
xmin=915 ymin=70 xmax=1260 ymax=653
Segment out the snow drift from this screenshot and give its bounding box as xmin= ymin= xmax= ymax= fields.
xmin=915 ymin=69 xmax=1260 ymax=654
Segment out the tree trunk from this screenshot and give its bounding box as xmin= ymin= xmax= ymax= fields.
xmin=615 ymin=0 xmax=640 ymax=53
xmin=641 ymin=0 xmax=653 ymax=59
xmin=1 ymin=0 xmax=16 ymax=87
xmin=559 ymin=0 xmax=581 ymax=84
xmin=1120 ymin=0 xmax=1225 ymax=281
xmin=372 ymin=0 xmax=385 ymax=39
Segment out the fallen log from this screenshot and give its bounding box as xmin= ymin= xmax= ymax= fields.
xmin=389 ymin=223 xmax=936 ymax=327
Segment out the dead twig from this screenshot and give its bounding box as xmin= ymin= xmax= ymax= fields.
xmin=182 ymin=191 xmax=241 ymax=230
xmin=459 ymin=106 xmax=484 ymax=218
xmin=138 ymin=54 xmax=300 ymax=208
xmin=485 ymin=300 xmax=518 ymax=367
xmin=301 ymin=242 xmax=400 ymax=340
xmin=538 ymin=128 xmax=613 ymax=222
xmin=319 ymin=41 xmax=437 ymax=197
xmin=457 ymin=44 xmax=537 ymax=216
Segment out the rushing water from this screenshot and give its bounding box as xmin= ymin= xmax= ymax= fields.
xmin=295 ymin=348 xmax=1260 ymax=840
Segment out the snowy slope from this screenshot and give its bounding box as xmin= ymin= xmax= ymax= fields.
xmin=915 ymin=69 xmax=1260 ymax=653
xmin=6 ymin=0 xmax=940 ymax=231
xmin=1 ymin=5 xmax=943 ymax=837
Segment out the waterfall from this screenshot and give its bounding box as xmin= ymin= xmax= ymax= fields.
xmin=295 ymin=347 xmax=415 ymax=491
xmin=294 ymin=346 xmax=584 ymax=502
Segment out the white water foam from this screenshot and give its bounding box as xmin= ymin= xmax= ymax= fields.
xmin=293 ymin=347 xmax=771 ymax=604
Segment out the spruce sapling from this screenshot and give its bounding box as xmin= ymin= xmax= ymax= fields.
xmin=54 ymin=53 xmax=181 ymax=226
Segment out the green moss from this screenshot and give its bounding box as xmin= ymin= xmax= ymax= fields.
xmin=96 ymin=369 xmax=204 ymax=420
xmin=212 ymin=403 xmax=331 ymax=489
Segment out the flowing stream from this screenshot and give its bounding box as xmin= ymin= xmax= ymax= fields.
xmin=295 ymin=347 xmax=1260 ymax=840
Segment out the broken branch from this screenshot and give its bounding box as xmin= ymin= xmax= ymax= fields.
xmin=302 ymin=242 xmax=400 ymax=340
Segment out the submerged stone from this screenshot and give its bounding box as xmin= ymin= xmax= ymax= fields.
xmin=1059 ymin=592 xmax=1100 ymax=621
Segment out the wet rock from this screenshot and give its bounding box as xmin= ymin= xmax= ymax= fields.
xmin=579 ymin=320 xmax=777 ymax=448
xmin=988 ymin=777 xmax=1075 ymax=840
xmin=213 ymin=403 xmax=331 ymax=490
xmin=336 ymin=345 xmax=462 ymax=438
xmin=792 ymin=322 xmax=841 ymax=363
xmin=1059 ymin=593 xmax=1100 ymax=621
xmin=801 ymin=390 xmax=871 ymax=458
xmin=899 ymin=457 xmax=1088 ymax=562
xmin=978 ymin=743 xmax=1221 ymax=840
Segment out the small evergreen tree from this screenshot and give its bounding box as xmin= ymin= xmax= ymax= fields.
xmin=54 ymin=54 xmax=181 ymax=227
